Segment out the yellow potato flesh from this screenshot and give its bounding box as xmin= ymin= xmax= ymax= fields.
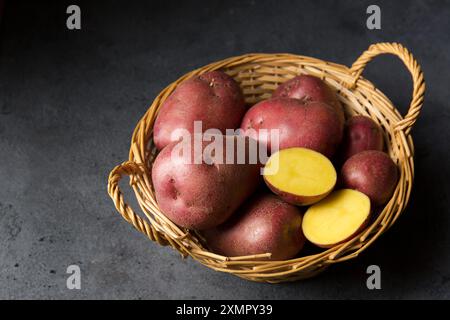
xmin=264 ymin=148 xmax=336 ymax=197
xmin=302 ymin=189 xmax=371 ymax=247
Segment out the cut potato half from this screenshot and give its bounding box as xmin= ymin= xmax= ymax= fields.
xmin=263 ymin=148 xmax=337 ymax=206
xmin=302 ymin=189 xmax=371 ymax=248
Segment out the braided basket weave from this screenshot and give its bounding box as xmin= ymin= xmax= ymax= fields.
xmin=108 ymin=42 xmax=425 ymax=283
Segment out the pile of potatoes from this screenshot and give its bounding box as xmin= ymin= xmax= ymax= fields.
xmin=151 ymin=71 xmax=398 ymax=260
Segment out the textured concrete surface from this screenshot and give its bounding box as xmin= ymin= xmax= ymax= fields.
xmin=0 ymin=0 xmax=449 ymax=299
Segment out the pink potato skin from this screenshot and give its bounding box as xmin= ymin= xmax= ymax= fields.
xmin=153 ymin=71 xmax=246 ymax=150
xmin=341 ymin=150 xmax=398 ymax=206
xmin=151 ymin=135 xmax=261 ymax=230
xmin=263 ymin=176 xmax=332 ymax=206
xmin=240 ymin=98 xmax=343 ymax=158
xmin=272 ymin=75 xmax=345 ymax=125
xmin=339 ymin=115 xmax=384 ymax=162
xmin=202 ymin=193 xmax=305 ymax=260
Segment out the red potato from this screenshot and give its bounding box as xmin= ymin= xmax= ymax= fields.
xmin=240 ymin=98 xmax=343 ymax=158
xmin=153 ymin=71 xmax=246 ymax=150
xmin=302 ymin=189 xmax=371 ymax=248
xmin=152 ymin=134 xmax=261 ymax=230
xmin=202 ymin=193 xmax=305 ymax=260
xmin=263 ymin=148 xmax=337 ymax=206
xmin=341 ymin=150 xmax=398 ymax=206
xmin=273 ymin=75 xmax=345 ymax=125
xmin=339 ymin=115 xmax=384 ymax=162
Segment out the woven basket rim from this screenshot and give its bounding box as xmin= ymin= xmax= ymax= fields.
xmin=108 ymin=42 xmax=425 ymax=283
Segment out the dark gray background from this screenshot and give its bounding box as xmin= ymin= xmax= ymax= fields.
xmin=0 ymin=0 xmax=449 ymax=299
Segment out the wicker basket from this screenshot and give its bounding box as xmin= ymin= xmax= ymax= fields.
xmin=107 ymin=42 xmax=425 ymax=283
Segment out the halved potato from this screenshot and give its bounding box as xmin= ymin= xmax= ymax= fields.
xmin=302 ymin=189 xmax=371 ymax=248
xmin=263 ymin=148 xmax=337 ymax=206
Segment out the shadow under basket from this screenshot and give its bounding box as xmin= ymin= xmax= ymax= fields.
xmin=107 ymin=42 xmax=425 ymax=283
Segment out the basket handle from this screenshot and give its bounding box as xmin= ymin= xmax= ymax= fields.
xmin=107 ymin=161 xmax=168 ymax=245
xmin=349 ymin=42 xmax=425 ymax=133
